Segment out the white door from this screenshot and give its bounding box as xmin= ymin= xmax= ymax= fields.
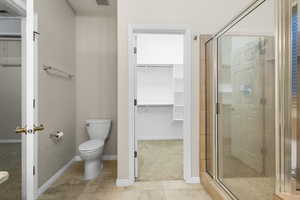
xmin=22 ymin=0 xmax=44 ymax=200
xmin=22 ymin=1 xmax=40 ymax=199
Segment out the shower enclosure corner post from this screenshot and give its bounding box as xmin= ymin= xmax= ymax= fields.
xmin=212 ymin=37 xmax=218 ymax=181
xmin=274 ymin=0 xmax=286 ymax=194
xmin=275 ymin=0 xmax=299 ymax=194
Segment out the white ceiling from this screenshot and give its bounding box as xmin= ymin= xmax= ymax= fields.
xmin=67 ymin=0 xmax=116 ymax=17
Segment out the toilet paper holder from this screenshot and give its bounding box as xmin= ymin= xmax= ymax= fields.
xmin=49 ymin=131 xmax=64 ymax=142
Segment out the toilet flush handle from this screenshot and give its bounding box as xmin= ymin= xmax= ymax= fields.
xmin=86 ymin=123 xmax=90 ymax=127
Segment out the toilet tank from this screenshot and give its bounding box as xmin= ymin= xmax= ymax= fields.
xmin=86 ymin=119 xmax=111 ymax=141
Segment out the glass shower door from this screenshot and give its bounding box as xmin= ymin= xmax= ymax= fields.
xmin=216 ymin=0 xmax=276 ymax=200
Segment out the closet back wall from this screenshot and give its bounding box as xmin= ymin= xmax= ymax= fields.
xmin=135 ymin=34 xmax=184 ymax=140
xmin=75 ymin=15 xmax=117 ymax=157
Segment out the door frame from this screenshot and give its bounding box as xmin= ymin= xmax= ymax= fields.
xmin=128 ymin=24 xmax=193 ymax=183
xmin=33 ymin=13 xmax=39 ymax=199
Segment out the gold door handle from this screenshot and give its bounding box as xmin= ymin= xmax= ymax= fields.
xmin=15 ymin=127 xmax=27 ymax=134
xmin=34 ymin=124 xmax=45 ymax=132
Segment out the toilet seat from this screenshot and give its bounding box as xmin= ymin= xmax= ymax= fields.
xmin=79 ymin=139 xmax=104 ymax=152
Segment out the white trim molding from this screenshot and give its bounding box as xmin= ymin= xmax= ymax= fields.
xmin=103 ymin=155 xmax=117 ymax=160
xmin=116 ymin=179 xmax=135 ymax=187
xmin=74 ymin=155 xmax=82 ymax=162
xmin=36 ymin=157 xmax=75 ymax=198
xmin=128 ymin=24 xmax=193 ymax=184
xmin=185 ymin=177 xmax=201 ymax=184
xmin=74 ymin=155 xmax=117 ymax=161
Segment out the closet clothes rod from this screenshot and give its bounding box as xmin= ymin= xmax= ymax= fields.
xmin=0 ymin=35 xmax=21 ymax=39
xmin=43 ymin=65 xmax=75 ymax=79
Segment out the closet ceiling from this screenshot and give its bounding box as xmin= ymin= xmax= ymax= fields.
xmin=67 ymin=0 xmax=116 ymax=16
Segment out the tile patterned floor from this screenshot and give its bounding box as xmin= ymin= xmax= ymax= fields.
xmin=223 ymin=177 xmax=274 ymax=200
xmin=138 ymin=140 xmax=183 ymax=181
xmin=38 ymin=161 xmax=212 ymax=200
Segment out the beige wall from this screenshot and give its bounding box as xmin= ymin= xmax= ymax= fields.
xmin=75 ymin=15 xmax=117 ymax=156
xmin=35 ymin=0 xmax=76 ymax=186
xmin=117 ymin=0 xmax=254 ymax=180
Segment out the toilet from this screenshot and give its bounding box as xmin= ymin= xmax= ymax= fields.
xmin=79 ymin=119 xmax=111 ymax=180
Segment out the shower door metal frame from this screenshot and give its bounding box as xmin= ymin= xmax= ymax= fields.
xmin=277 ymin=0 xmax=300 ymax=194
xmin=275 ymin=0 xmax=290 ymax=193
xmin=204 ymin=0 xmax=290 ymax=198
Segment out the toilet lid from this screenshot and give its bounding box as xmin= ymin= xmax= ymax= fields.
xmin=79 ymin=139 xmax=104 ymax=151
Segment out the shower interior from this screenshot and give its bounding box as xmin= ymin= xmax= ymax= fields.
xmin=216 ymin=34 xmax=276 ymax=200
xmin=204 ymin=0 xmax=300 ymax=199
xmin=202 ymin=0 xmax=296 ymax=199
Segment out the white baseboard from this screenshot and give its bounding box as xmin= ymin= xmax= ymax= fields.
xmin=116 ymin=179 xmax=134 ymax=187
xmin=0 ymin=139 xmax=21 ymax=143
xmin=36 ymin=157 xmax=75 ymax=198
xmin=74 ymin=155 xmax=82 ymax=161
xmin=74 ymin=154 xmax=117 ymax=161
xmin=102 ymin=155 xmax=117 ymax=160
xmin=185 ymin=177 xmax=200 ymax=184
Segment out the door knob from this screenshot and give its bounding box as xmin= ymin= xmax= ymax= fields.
xmin=15 ymin=124 xmax=45 ymax=134
xmin=34 ymin=124 xmax=45 ymax=132
xmin=15 ymin=126 xmax=28 ymax=134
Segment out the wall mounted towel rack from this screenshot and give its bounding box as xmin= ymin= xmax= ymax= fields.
xmin=43 ymin=65 xmax=74 ymax=79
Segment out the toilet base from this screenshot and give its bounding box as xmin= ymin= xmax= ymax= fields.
xmin=84 ymin=159 xmax=103 ymax=180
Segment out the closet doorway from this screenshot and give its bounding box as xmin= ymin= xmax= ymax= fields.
xmin=128 ymin=26 xmax=192 ymax=182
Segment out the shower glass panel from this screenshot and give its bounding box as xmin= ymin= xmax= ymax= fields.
xmin=217 ymin=1 xmax=275 ymax=200
xmin=205 ymin=39 xmax=214 ymax=177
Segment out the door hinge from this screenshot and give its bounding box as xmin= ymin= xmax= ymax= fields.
xmin=33 ymin=166 xmax=36 ymax=175
xmin=133 ymin=47 xmax=137 ymax=54
xmin=216 ymin=103 xmax=220 ymax=114
xmin=134 ymin=151 xmax=137 ymax=158
xmin=33 ymin=31 xmax=40 ymax=41
xmin=33 ymin=99 xmax=36 ymax=108
xmin=134 ymin=99 xmax=137 ymax=106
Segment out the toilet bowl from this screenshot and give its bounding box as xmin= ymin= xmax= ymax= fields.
xmin=78 ymin=120 xmax=111 ymax=180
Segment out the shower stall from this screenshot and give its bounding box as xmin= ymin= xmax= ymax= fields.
xmin=204 ymin=0 xmax=300 ymax=199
